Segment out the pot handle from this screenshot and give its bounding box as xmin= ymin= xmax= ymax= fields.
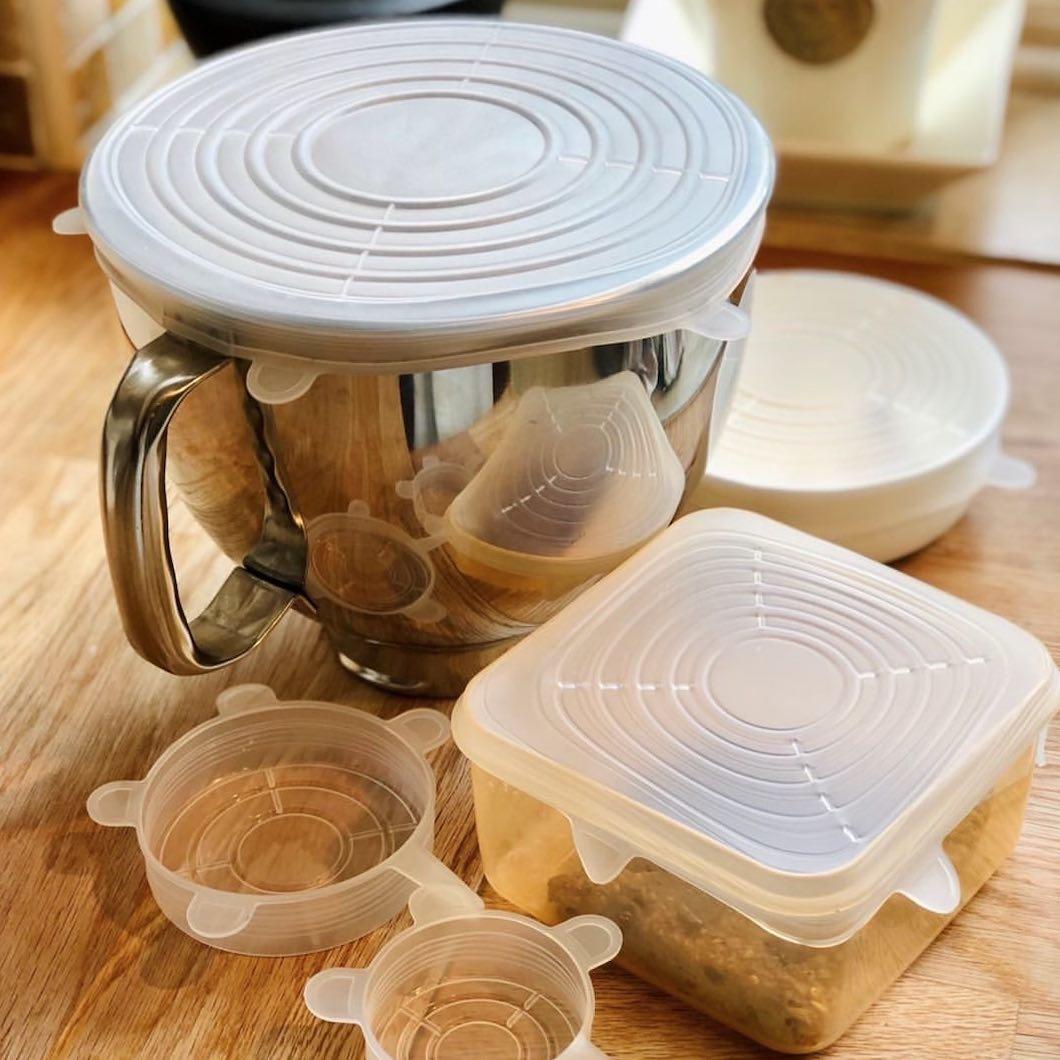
xmin=101 ymin=333 xmax=302 ymax=674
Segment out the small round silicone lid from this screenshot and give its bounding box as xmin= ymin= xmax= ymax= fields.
xmin=78 ymin=20 xmax=772 ymax=370
xmin=305 ymin=884 xmax=621 ymax=1060
xmin=706 ymin=271 xmax=1011 ymax=492
xmin=305 ymin=502 xmax=447 ymax=625
xmin=87 ymin=685 xmax=465 ymax=955
xmin=452 ymin=510 xmax=1059 ymax=946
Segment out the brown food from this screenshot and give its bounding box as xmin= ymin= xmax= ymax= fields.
xmin=473 ymin=749 xmax=1034 ymax=1053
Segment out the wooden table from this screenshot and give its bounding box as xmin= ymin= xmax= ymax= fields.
xmin=1 ymin=172 xmax=1057 ymax=1060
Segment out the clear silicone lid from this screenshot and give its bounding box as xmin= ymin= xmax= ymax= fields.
xmin=77 ymin=20 xmax=772 ymax=371
xmin=453 ymin=510 xmax=1059 ymax=946
xmin=87 ymin=685 xmax=465 ymax=955
xmin=306 ymin=884 xmax=621 ymax=1059
xmin=444 ymin=372 xmax=685 ymax=590
xmin=704 ymin=271 xmax=1026 ymax=492
xmin=397 ymin=457 xmax=476 ymax=538
xmin=306 ymin=502 xmax=448 ymax=626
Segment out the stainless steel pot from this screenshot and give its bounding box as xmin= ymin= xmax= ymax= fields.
xmin=101 ymin=310 xmax=737 ymax=695
xmin=78 ymin=21 xmax=773 ymax=695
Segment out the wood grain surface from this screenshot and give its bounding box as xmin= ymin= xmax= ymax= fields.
xmin=0 ymin=172 xmax=1057 ymax=1060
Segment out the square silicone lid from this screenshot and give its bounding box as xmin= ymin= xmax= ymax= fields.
xmin=453 ymin=510 xmax=1059 ymax=945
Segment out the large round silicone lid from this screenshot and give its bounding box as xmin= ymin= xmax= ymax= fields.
xmin=79 ymin=20 xmax=773 ymax=369
xmin=694 ymin=271 xmax=1035 ymax=562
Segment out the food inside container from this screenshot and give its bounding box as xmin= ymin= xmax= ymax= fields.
xmin=305 ymin=884 xmax=621 ymax=1059
xmin=445 ymin=372 xmax=685 ymax=594
xmin=472 ymin=748 xmax=1034 ymax=1053
xmin=87 ymin=685 xmax=463 ymax=955
xmin=452 ymin=510 xmax=1059 ymax=1052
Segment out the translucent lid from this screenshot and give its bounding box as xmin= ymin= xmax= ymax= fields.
xmin=306 ymin=884 xmax=621 ymax=1059
xmin=88 ymin=685 xmax=466 ymax=954
xmin=78 ymin=20 xmax=772 ymax=370
xmin=453 ymin=510 xmax=1059 ymax=945
xmin=445 ymin=372 xmax=685 ymax=589
xmin=705 ymin=271 xmax=1012 ymax=492
xmin=306 ymin=501 xmax=447 ymax=626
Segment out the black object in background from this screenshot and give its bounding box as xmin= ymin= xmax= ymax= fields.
xmin=168 ymin=0 xmax=507 ymax=56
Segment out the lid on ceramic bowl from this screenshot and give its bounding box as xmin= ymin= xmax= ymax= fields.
xmin=452 ymin=510 xmax=1059 ymax=946
xmin=76 ymin=20 xmax=772 ymax=375
xmin=305 ymin=884 xmax=621 ymax=1060
xmin=695 ymin=271 xmax=1036 ymax=561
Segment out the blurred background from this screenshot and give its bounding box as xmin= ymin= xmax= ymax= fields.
xmin=1 ymin=0 xmax=1057 ymax=262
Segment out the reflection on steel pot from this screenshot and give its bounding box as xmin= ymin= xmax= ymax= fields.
xmin=75 ymin=21 xmax=773 ymax=695
xmin=168 ymin=0 xmax=507 ymax=56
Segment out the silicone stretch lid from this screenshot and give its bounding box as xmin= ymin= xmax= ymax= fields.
xmin=306 ymin=501 xmax=447 ymax=625
xmin=306 ymin=884 xmax=621 ymax=1059
xmin=78 ymin=20 xmax=772 ymax=370
xmin=453 ymin=510 xmax=1059 ymax=946
xmin=445 ymin=372 xmax=685 ymax=586
xmin=87 ymin=685 xmax=465 ymax=955
xmin=705 ymin=271 xmax=1012 ymax=492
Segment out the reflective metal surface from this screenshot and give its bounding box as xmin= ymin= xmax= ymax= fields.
xmin=101 ymin=334 xmax=300 ymax=674
xmin=103 ymin=322 xmax=729 ymax=694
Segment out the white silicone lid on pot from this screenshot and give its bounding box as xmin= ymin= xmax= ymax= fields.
xmin=452 ymin=510 xmax=1059 ymax=946
xmin=76 ymin=20 xmax=772 ymax=373
xmin=87 ymin=685 xmax=465 ymax=955
xmin=695 ymin=271 xmax=1035 ymax=562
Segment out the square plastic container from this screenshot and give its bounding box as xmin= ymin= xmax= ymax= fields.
xmin=306 ymin=884 xmax=621 ymax=1059
xmin=452 ymin=510 xmax=1059 ymax=1052
xmin=87 ymin=685 xmax=465 ymax=955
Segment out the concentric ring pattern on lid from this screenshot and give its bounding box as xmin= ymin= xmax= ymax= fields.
xmin=453 ymin=510 xmax=1059 ymax=945
xmin=695 ymin=270 xmax=1028 ymax=562
xmin=79 ymin=20 xmax=773 ymax=369
xmin=445 ymin=372 xmax=686 ymax=584
xmin=86 ymin=684 xmax=463 ymax=956
xmin=707 ymin=272 xmax=1009 ymax=490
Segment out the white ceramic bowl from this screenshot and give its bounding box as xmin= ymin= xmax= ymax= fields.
xmin=694 ymin=271 xmax=1035 ymax=562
